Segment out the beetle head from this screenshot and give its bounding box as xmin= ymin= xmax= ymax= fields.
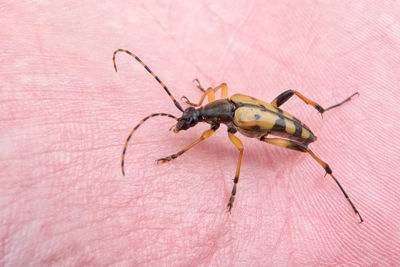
xmin=174 ymin=107 xmax=201 ymax=132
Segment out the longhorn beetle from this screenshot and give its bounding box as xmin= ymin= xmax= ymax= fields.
xmin=113 ymin=49 xmax=363 ymax=223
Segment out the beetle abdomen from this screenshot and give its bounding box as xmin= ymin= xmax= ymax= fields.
xmin=231 ymin=94 xmax=316 ymax=144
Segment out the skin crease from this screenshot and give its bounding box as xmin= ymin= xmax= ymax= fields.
xmin=1 ymin=1 xmax=400 ymax=266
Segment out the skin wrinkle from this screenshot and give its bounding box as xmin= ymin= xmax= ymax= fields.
xmin=1 ymin=1 xmax=400 ymax=266
xmin=216 ymin=0 xmax=256 ymax=77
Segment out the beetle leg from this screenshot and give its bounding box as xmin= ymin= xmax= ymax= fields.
xmin=216 ymin=83 xmax=228 ymax=98
xmin=193 ymin=78 xmax=206 ymax=92
xmin=271 ymin=90 xmax=359 ymax=116
xmin=181 ymin=87 xmax=215 ymax=107
xmin=181 ymin=83 xmax=228 ymax=107
xmin=227 ymin=132 xmax=244 ymax=212
xmin=156 ymin=125 xmax=219 ymax=163
xmin=260 ymin=136 xmax=363 ymax=223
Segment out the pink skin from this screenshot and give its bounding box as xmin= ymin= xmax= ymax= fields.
xmin=1 ymin=1 xmax=400 ymax=265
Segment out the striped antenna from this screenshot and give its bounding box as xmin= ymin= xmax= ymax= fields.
xmin=121 ymin=113 xmax=178 ymax=176
xmin=113 ymin=49 xmax=184 ymax=112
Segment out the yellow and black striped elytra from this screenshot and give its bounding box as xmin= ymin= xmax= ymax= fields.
xmin=114 ymin=49 xmax=363 ymax=223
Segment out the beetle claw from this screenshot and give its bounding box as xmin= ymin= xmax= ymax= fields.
xmin=156 ymin=158 xmax=168 ymax=164
xmin=192 ymin=78 xmax=201 ymax=87
xmin=227 ymin=203 xmax=233 ymax=213
xmin=192 ymin=78 xmax=205 ymax=92
xmin=181 ymin=96 xmax=196 ymax=106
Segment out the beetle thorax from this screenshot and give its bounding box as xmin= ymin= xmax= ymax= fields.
xmin=200 ymin=99 xmax=236 ymax=125
xmin=174 ymin=99 xmax=236 ymax=132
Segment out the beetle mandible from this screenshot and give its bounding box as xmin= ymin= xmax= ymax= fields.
xmin=113 ymin=49 xmax=363 ymax=223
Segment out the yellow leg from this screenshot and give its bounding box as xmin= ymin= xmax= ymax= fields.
xmin=205 ymin=87 xmax=216 ymax=103
xmin=182 ymin=83 xmax=228 ymax=107
xmin=227 ymin=132 xmax=244 ymax=212
xmin=260 ymin=136 xmax=363 ymax=223
xmin=157 ymin=125 xmax=218 ymax=163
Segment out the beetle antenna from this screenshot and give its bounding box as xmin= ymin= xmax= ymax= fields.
xmin=121 ymin=113 xmax=178 ymax=176
xmin=113 ymin=49 xmax=184 ymax=112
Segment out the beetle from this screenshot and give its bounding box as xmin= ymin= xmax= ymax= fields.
xmin=113 ymin=48 xmax=363 ymax=223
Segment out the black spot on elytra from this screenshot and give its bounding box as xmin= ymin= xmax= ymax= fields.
xmin=294 ymin=121 xmax=302 ymax=138
xmin=271 ymin=118 xmax=285 ymax=132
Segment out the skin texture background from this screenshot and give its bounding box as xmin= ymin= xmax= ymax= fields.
xmin=1 ymin=1 xmax=400 ymax=265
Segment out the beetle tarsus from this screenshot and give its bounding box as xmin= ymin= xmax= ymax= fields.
xmin=156 ymin=157 xmax=171 ymax=164
xmin=181 ymin=96 xmax=198 ymax=106
xmin=193 ymin=78 xmax=205 ymax=92
xmin=227 ymin=202 xmax=233 ymax=212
